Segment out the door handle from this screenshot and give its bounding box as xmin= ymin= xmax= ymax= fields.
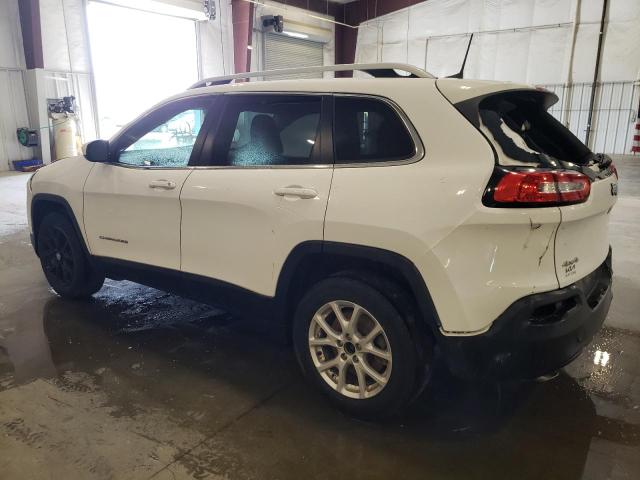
xmin=149 ymin=179 xmax=177 ymax=190
xmin=273 ymin=186 xmax=318 ymax=199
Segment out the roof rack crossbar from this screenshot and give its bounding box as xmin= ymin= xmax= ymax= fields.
xmin=189 ymin=63 xmax=434 ymax=89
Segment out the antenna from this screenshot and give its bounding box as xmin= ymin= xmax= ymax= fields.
xmin=447 ymin=33 xmax=474 ymax=79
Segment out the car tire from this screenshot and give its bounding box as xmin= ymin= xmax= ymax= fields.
xmin=37 ymin=212 xmax=105 ymax=299
xmin=293 ymin=277 xmax=418 ymax=418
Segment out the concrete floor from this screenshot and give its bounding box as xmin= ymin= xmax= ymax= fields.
xmin=0 ymin=158 xmax=639 ymax=480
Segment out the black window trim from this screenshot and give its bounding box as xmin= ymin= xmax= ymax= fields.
xmin=102 ymin=91 xmax=424 ymax=171
xmin=195 ymin=91 xmax=334 ymax=170
xmin=331 ymin=93 xmax=425 ymax=168
xmin=105 ymin=94 xmax=221 ymax=170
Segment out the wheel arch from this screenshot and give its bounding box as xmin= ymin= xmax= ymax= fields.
xmin=275 ymin=241 xmax=442 ymax=339
xmin=31 ymin=193 xmax=89 ymax=258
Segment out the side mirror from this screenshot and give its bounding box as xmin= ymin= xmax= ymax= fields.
xmin=83 ymin=139 xmax=110 ymax=163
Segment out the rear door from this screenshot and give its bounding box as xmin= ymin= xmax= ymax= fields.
xmin=84 ymin=96 xmax=213 ymax=270
xmin=179 ymin=93 xmax=333 ymax=296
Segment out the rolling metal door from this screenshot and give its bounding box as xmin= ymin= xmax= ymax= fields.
xmin=263 ymin=33 xmax=324 ymax=79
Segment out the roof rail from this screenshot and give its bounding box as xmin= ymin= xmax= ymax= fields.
xmin=188 ymin=63 xmax=434 ymax=89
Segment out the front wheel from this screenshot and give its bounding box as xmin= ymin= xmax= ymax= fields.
xmin=37 ymin=212 xmax=105 ymax=299
xmin=293 ymin=277 xmax=419 ymax=418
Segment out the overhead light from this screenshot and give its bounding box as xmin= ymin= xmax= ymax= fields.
xmin=247 ymin=45 xmax=253 ymax=50
xmin=283 ymin=31 xmax=309 ymax=39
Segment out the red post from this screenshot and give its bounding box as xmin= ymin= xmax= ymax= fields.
xmin=231 ymin=0 xmax=254 ymax=74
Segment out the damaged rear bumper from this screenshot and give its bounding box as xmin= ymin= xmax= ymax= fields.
xmin=439 ymin=248 xmax=613 ymax=379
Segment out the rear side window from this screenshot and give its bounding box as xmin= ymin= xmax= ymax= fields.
xmin=213 ymin=95 xmax=321 ymax=167
xmin=478 ymin=91 xmax=590 ymax=167
xmin=333 ymin=97 xmax=415 ymax=164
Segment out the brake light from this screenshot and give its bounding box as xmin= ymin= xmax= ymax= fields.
xmin=486 ymin=169 xmax=591 ymax=206
xmin=610 ymin=163 xmax=618 ymax=179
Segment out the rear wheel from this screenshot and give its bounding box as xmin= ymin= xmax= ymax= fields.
xmin=37 ymin=212 xmax=104 ymax=299
xmin=293 ymin=277 xmax=419 ymax=418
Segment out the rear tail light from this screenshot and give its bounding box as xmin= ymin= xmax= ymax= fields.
xmin=610 ymin=162 xmax=618 ymax=179
xmin=484 ymin=169 xmax=591 ymax=207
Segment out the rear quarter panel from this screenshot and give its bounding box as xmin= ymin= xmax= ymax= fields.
xmin=324 ymin=81 xmax=561 ymax=333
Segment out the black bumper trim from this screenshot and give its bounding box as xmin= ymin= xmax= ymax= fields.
xmin=439 ymin=248 xmax=613 ymax=379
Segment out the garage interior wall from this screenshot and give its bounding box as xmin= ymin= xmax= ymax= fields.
xmin=196 ymin=0 xmax=234 ymax=78
xmin=355 ymin=0 xmax=640 ymax=154
xmin=41 ymin=0 xmax=97 ymax=153
xmin=0 ymin=0 xmax=233 ymax=170
xmin=250 ymin=1 xmax=335 ymax=78
xmin=0 ymin=0 xmax=33 ymax=172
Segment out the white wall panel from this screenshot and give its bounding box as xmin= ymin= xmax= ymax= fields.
xmin=381 ymin=12 xmax=408 ymax=44
xmin=0 ymin=70 xmax=33 ymax=170
xmin=381 ymin=43 xmax=407 ymax=63
xmin=407 ymin=38 xmax=427 ymax=71
xmin=41 ymin=0 xmax=92 ymax=72
xmin=0 ymin=0 xmax=25 ymax=69
xmin=197 ymin=0 xmax=234 ymax=77
xmin=407 ymin=0 xmax=472 ymax=37
xmin=578 ymin=0 xmax=604 ymax=23
xmin=0 ymin=0 xmax=29 ymax=170
xmin=461 ymin=32 xmax=488 ymax=79
xmin=498 ymin=0 xmax=535 ymax=29
xmin=356 ymin=0 xmax=640 ymax=84
xmin=600 ymin=20 xmax=640 ymax=82
xmin=526 ymin=26 xmax=571 ymax=84
xmin=354 ymin=43 xmax=379 ymax=65
xmin=494 ymin=30 xmax=530 ymax=80
xmin=63 ymin=0 xmax=92 ymax=72
xmin=40 ymin=0 xmax=71 ymax=71
xmin=571 ymin=23 xmax=599 ymax=82
xmin=532 ymin=0 xmax=573 ymax=25
xmin=427 ymin=35 xmax=473 ymax=78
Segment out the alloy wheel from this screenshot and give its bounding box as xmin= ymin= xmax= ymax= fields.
xmin=308 ymin=300 xmax=392 ymax=399
xmin=40 ymin=226 xmax=76 ymax=287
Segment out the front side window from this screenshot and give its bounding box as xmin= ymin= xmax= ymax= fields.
xmin=213 ymin=95 xmax=321 ymax=167
xmin=117 ymin=101 xmax=209 ymax=167
xmin=333 ymin=96 xmax=416 ymax=164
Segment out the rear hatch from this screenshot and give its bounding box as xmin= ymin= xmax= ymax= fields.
xmin=555 ymin=159 xmax=617 ymax=287
xmin=437 ymin=79 xmax=618 ymax=287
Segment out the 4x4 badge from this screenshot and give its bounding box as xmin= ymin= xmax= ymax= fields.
xmin=611 ymin=183 xmax=618 ymax=196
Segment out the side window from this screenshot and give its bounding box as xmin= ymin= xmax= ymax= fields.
xmin=334 ymin=96 xmax=415 ymax=164
xmin=117 ymin=104 xmax=208 ymax=167
xmin=214 ymin=95 xmax=321 ymax=167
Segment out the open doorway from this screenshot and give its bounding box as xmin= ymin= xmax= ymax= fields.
xmin=86 ymin=1 xmax=199 ymax=138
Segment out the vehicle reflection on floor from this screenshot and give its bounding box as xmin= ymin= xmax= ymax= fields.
xmin=1 ymin=277 xmax=638 ymax=479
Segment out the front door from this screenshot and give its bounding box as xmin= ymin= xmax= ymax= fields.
xmin=84 ymin=97 xmax=213 ymax=270
xmin=180 ymin=94 xmax=333 ymax=296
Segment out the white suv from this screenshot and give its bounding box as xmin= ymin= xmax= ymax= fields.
xmin=27 ymin=63 xmax=617 ymax=417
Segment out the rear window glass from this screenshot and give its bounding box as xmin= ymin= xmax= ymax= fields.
xmin=478 ymin=91 xmax=590 ymax=167
xmin=334 ymin=97 xmax=415 ymax=163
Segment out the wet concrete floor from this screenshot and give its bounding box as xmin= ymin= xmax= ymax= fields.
xmin=0 ymin=157 xmax=639 ymax=479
